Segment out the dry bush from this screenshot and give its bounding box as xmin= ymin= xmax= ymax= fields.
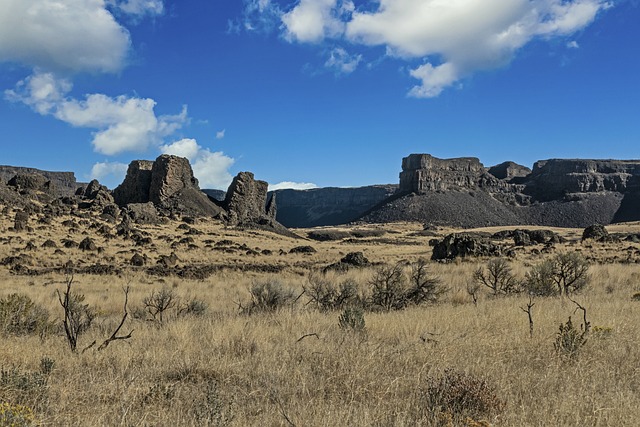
xmin=554 ymin=317 xmax=588 ymax=358
xmin=305 ymin=275 xmax=360 ymax=311
xmin=369 ymin=260 xmax=445 ymax=311
xmin=143 ymin=287 xmax=177 ymax=323
xmin=0 ymin=293 xmax=53 ymax=336
xmin=338 ymin=306 xmax=366 ymax=334
xmin=419 ymin=368 xmax=506 ymax=424
xmin=525 ymin=252 xmax=590 ymax=296
xmin=241 ymin=280 xmax=297 ymax=314
xmin=473 ymin=258 xmax=520 ymax=296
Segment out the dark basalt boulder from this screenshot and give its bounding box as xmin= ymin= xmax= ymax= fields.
xmin=431 ymin=233 xmax=503 ymax=260
xmin=582 ymin=224 xmax=609 ymax=242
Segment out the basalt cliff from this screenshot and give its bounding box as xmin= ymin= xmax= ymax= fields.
xmin=359 ymin=154 xmax=640 ymax=228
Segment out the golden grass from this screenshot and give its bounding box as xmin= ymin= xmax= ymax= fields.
xmin=1 ymin=207 xmax=640 ymax=426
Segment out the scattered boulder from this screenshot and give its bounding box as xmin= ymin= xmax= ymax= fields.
xmin=79 ymin=237 xmax=97 ymax=251
xmin=123 ymin=202 xmax=161 ymax=225
xmin=431 ymin=233 xmax=503 ymax=260
xmin=41 ymin=239 xmax=58 ymax=248
xmin=582 ymin=224 xmax=609 ymax=242
xmin=130 ymin=253 xmax=147 ymax=266
xmin=13 ymin=210 xmax=29 ymax=231
xmin=324 ymin=251 xmax=370 ymax=272
xmin=513 ymin=230 xmax=532 ymax=246
xmin=289 ymin=245 xmax=317 ymax=254
xmin=157 ymin=252 xmax=179 ymax=267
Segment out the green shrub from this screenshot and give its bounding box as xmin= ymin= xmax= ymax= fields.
xmin=0 ymin=365 xmax=50 ymax=411
xmin=178 ymin=298 xmax=208 ymax=318
xmin=554 ymin=316 xmax=587 ymax=358
xmin=524 ymin=261 xmax=558 ymax=296
xmin=242 ymin=280 xmax=296 ymax=314
xmin=0 ymin=402 xmax=37 ymax=427
xmin=0 ymin=294 xmax=53 ymax=336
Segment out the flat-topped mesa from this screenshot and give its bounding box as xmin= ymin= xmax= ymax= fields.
xmin=0 ymin=166 xmax=78 ymax=196
xmin=399 ymin=154 xmax=495 ymax=193
xmin=526 ymin=158 xmax=640 ymax=200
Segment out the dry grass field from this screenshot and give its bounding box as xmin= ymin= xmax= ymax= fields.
xmin=1 ymin=206 xmax=640 ymax=426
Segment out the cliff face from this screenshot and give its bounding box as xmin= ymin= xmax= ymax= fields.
xmin=273 ymin=185 xmax=398 ymax=228
xmin=361 ymin=154 xmax=640 ymax=228
xmin=524 ymin=159 xmax=640 ymax=201
xmin=0 ymin=165 xmax=79 ymax=196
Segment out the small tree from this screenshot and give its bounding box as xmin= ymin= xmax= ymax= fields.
xmin=551 ymin=252 xmax=590 ymax=295
xmin=143 ymin=287 xmax=176 ymax=323
xmin=406 ymin=258 xmax=447 ymax=305
xmin=525 ymin=252 xmax=589 ymax=296
xmin=473 ymin=258 xmax=519 ymax=296
xmin=369 ymin=263 xmax=407 ymax=311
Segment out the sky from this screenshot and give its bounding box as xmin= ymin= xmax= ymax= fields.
xmin=1 ymin=0 xmax=639 ymax=190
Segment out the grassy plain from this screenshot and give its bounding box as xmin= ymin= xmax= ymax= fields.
xmin=1 ymin=208 xmax=639 ymax=426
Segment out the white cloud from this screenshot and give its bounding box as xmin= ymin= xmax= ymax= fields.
xmin=251 ymin=0 xmax=611 ymax=97
xmin=282 ymin=0 xmax=345 ymax=43
xmin=325 ymin=47 xmax=362 ymax=74
xmin=269 ymin=181 xmax=318 ymax=191
xmin=567 ymin=40 xmax=580 ymax=49
xmin=108 ymin=0 xmax=164 ymax=17
xmin=216 ymin=129 xmax=226 ymax=139
xmin=160 ymin=139 xmax=235 ymax=189
xmin=90 ymin=161 xmax=129 ymax=187
xmin=6 ymin=71 xmax=188 ymax=156
xmin=0 ymin=0 xmax=131 ymax=73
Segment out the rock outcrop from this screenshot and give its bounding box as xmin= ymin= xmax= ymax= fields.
xmin=0 ymin=166 xmax=79 ymax=196
xmin=114 ymin=155 xmax=223 ymax=218
xmin=362 ymin=154 xmax=640 ymax=228
xmin=431 ymin=233 xmax=503 ymax=260
xmin=222 ymin=172 xmax=276 ymax=226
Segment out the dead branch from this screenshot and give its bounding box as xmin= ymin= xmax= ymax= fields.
xmin=296 ymin=333 xmax=319 ymax=343
xmin=568 ymin=297 xmax=590 ymax=334
xmin=520 ymin=295 xmax=535 ymax=338
xmin=98 ymin=286 xmax=134 ymax=351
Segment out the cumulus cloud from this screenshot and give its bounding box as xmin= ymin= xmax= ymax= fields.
xmin=160 ymin=139 xmax=235 ymax=189
xmin=216 ymin=129 xmax=226 ymax=140
xmin=90 ymin=161 xmax=129 ymax=187
xmin=108 ymin=0 xmax=164 ymax=17
xmin=248 ymin=0 xmax=612 ymax=97
xmin=6 ymin=71 xmax=188 ymax=156
xmin=325 ymin=47 xmax=362 ymax=74
xmin=0 ymin=0 xmax=132 ymax=73
xmin=269 ymin=181 xmax=318 ymax=191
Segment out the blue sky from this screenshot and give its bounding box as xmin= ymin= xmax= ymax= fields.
xmin=1 ymin=0 xmax=639 ymax=190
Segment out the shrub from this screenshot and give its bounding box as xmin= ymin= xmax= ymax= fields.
xmin=554 ymin=316 xmax=587 ymax=358
xmin=0 ymin=365 xmax=50 ymax=411
xmin=143 ymin=287 xmax=176 ymax=323
xmin=0 ymin=294 xmax=53 ymax=336
xmin=472 ymin=258 xmax=520 ymax=296
xmin=338 ymin=307 xmax=366 ymax=334
xmin=305 ymin=275 xmax=359 ymax=311
xmin=0 ymin=402 xmax=36 ymax=427
xmin=524 ymin=261 xmax=558 ymax=296
xmin=420 ymin=369 xmax=505 ymax=423
xmin=551 ymin=252 xmax=590 ymax=295
xmin=178 ymin=298 xmax=208 ymax=317
xmin=406 ymin=258 xmax=447 ymax=305
xmin=242 ymin=280 xmax=296 ymax=314
xmin=525 ymin=253 xmax=589 ymax=296
xmin=57 ymin=277 xmax=97 ymax=352
xmin=369 ymin=263 xmax=408 ymax=311
xmin=368 ymin=261 xmax=446 ymax=311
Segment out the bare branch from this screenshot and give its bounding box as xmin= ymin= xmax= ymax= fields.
xmin=296 ymin=333 xmax=319 ymax=343
xmin=98 ymin=286 xmax=134 ymax=351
